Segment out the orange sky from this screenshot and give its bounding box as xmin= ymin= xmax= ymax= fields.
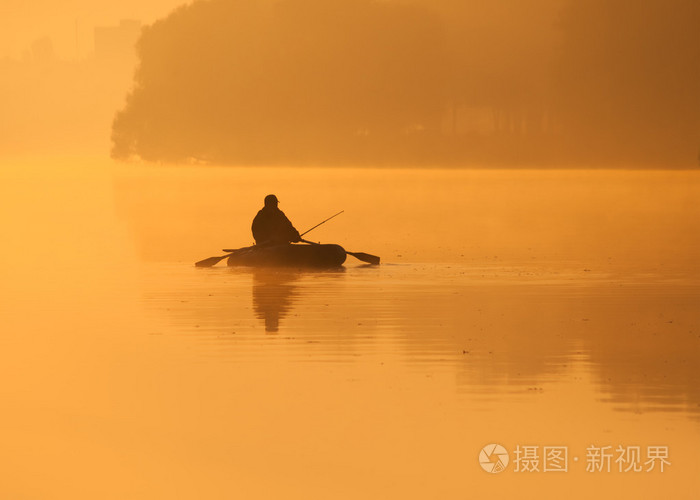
xmin=0 ymin=0 xmax=188 ymax=59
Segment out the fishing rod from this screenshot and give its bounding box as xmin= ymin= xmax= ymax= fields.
xmin=300 ymin=210 xmax=344 ymax=237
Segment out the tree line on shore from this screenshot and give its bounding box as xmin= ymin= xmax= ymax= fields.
xmin=111 ymin=0 xmax=700 ymax=166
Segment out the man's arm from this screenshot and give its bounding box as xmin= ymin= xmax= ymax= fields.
xmin=280 ymin=211 xmax=301 ymax=242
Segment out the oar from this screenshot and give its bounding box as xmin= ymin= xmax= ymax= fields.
xmin=195 ymin=246 xmax=252 ymax=267
xmin=300 ymin=239 xmax=380 ymax=265
xmin=345 ymin=249 xmax=380 ymax=265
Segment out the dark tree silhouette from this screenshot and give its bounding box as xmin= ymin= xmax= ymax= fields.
xmin=111 ymin=0 xmax=700 ymax=166
xmin=112 ymin=0 xmax=446 ymax=163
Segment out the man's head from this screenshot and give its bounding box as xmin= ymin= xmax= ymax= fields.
xmin=264 ymin=194 xmax=279 ymax=208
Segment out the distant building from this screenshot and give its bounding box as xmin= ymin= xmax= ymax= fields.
xmin=94 ymin=19 xmax=142 ymax=60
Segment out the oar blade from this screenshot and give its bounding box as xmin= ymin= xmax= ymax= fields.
xmin=195 ymin=255 xmax=228 ymax=267
xmin=348 ymin=251 xmax=380 ymax=265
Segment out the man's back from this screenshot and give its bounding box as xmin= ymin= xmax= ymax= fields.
xmin=252 ymin=199 xmax=301 ymax=245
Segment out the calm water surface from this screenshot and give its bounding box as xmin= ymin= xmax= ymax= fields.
xmin=1 ymin=159 xmax=699 ymax=499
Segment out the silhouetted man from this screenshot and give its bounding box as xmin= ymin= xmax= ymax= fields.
xmin=252 ymin=195 xmax=301 ymax=246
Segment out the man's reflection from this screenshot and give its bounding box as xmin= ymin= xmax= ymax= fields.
xmin=252 ymin=270 xmax=301 ymax=333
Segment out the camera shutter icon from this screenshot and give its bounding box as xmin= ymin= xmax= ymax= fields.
xmin=479 ymin=444 xmax=509 ymax=473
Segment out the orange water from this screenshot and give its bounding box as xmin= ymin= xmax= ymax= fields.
xmin=1 ymin=158 xmax=699 ymax=499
